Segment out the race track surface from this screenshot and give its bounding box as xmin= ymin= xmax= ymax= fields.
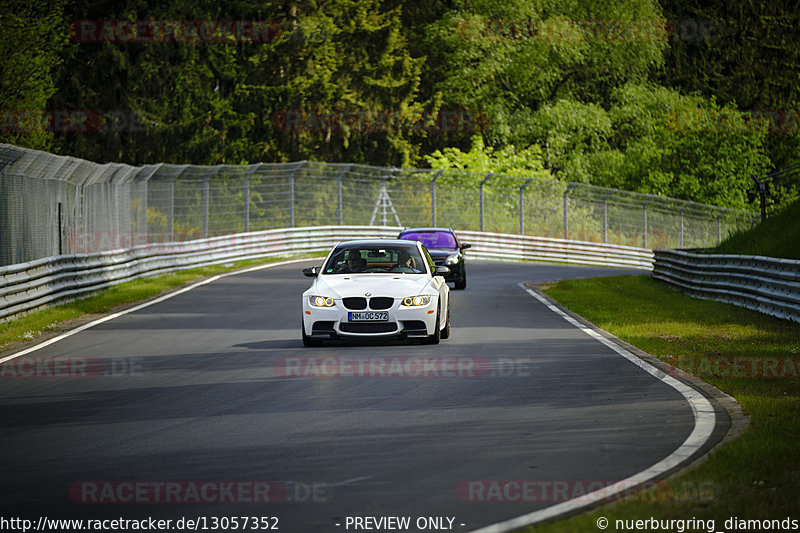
xmin=0 ymin=261 xmax=722 ymax=532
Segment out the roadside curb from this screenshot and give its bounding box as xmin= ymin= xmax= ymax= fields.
xmin=525 ymin=283 xmax=749 ymax=456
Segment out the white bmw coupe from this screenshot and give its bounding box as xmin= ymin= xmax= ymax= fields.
xmin=301 ymin=239 xmax=451 ymax=346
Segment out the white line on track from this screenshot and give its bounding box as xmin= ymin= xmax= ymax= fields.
xmin=467 ymin=284 xmax=717 ymax=533
xmin=0 ymin=258 xmax=312 ymax=365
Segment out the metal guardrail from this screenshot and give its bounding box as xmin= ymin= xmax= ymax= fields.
xmin=652 ymin=249 xmax=800 ymax=323
xmin=0 ymin=225 xmax=653 ymax=322
xmin=460 ymin=230 xmax=653 ymax=270
xmin=0 ymin=226 xmax=398 ymax=321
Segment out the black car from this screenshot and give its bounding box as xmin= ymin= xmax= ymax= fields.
xmin=397 ymin=227 xmax=470 ymax=290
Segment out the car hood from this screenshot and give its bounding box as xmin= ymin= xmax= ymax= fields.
xmin=313 ymin=274 xmax=431 ymax=299
xmin=427 ymin=248 xmax=459 ymax=258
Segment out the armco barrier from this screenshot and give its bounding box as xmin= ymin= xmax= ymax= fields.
xmin=459 ymin=230 xmax=653 ymax=270
xmin=0 ymin=226 xmax=653 ymax=322
xmin=652 ymin=249 xmax=800 ymax=323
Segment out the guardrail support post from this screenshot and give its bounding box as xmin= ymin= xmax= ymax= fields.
xmin=519 ymin=178 xmax=533 ymax=234
xmin=431 ymin=170 xmax=443 ymax=226
xmin=480 ymin=173 xmax=493 ymax=232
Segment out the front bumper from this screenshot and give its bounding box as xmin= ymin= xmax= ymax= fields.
xmin=302 ymin=298 xmax=437 ymax=339
xmin=433 ymin=260 xmax=465 ymax=283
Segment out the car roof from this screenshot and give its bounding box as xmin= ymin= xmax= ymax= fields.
xmin=398 ymin=227 xmax=454 ymax=233
xmin=335 ymin=239 xmax=421 ymax=247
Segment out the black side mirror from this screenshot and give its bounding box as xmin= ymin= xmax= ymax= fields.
xmin=461 ymin=243 xmax=472 ymax=250
xmin=303 ymin=266 xmax=320 ymax=277
xmin=433 ymin=265 xmax=450 ymax=277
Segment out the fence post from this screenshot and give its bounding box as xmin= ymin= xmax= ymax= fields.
xmin=718 ymin=209 xmax=729 ymax=245
xmin=57 ymin=202 xmax=63 ymax=255
xmin=336 ymin=164 xmax=351 ymax=226
xmin=480 ymin=173 xmax=493 ymax=232
xmin=290 ymin=161 xmax=305 ymax=228
xmin=142 ymin=178 xmax=148 ymax=244
xmin=679 ymin=204 xmax=687 ymax=248
xmin=168 ymin=177 xmax=175 ymax=242
xmin=243 ymin=173 xmax=250 ymax=233
xmin=519 ymin=178 xmax=533 ymax=234
xmin=602 ymin=192 xmax=614 ymax=243
xmin=431 ymin=169 xmax=443 ymax=226
xmin=563 ymin=184 xmax=576 ymax=240
xmin=642 ymin=199 xmax=653 ymax=248
xmin=202 ymin=174 xmax=210 ymax=239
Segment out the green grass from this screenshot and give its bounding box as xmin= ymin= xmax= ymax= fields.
xmin=712 ymin=199 xmax=800 ymax=259
xmin=0 ymin=254 xmax=322 ymax=352
xmin=530 ymin=275 xmax=800 ymax=531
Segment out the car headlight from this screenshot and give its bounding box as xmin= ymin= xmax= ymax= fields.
xmin=309 ymin=295 xmax=335 ymax=307
xmin=401 ymin=295 xmax=431 ymax=307
xmin=446 ymin=255 xmax=460 ymax=265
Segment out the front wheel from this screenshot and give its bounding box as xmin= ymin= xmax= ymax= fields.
xmin=454 ymin=271 xmax=466 ymax=290
xmin=440 ymin=301 xmax=450 ymax=340
xmin=423 ymin=305 xmax=441 ymax=345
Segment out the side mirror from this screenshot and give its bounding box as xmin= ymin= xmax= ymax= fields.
xmin=433 ymin=265 xmax=450 ymax=277
xmin=461 ymin=243 xmax=472 ymax=250
xmin=302 ymin=266 xmax=320 ymax=277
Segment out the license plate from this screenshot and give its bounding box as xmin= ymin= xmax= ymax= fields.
xmin=348 ymin=311 xmax=389 ymax=321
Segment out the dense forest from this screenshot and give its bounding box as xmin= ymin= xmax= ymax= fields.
xmin=1 ymin=0 xmax=798 ymax=211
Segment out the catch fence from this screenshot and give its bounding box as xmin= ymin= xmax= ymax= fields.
xmin=0 ymin=144 xmax=757 ymax=266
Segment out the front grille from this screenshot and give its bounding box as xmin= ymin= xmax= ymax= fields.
xmin=369 ymin=297 xmax=394 ymax=310
xmin=340 ymin=322 xmax=398 ymax=334
xmin=433 ymin=258 xmax=446 ymax=266
xmin=343 ymin=297 xmax=367 ymax=310
xmin=311 ymin=321 xmax=335 ymax=335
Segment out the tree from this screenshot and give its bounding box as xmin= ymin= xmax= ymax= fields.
xmin=0 ymin=0 xmax=66 ymax=150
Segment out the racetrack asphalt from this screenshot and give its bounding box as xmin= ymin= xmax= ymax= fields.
xmin=0 ymin=260 xmax=729 ymax=532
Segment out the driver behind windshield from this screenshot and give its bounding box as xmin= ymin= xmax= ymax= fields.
xmin=340 ymin=250 xmax=366 ymax=273
xmin=396 ymin=249 xmax=421 ymax=272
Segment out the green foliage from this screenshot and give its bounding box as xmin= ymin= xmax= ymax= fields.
xmin=660 ymin=0 xmax=800 ymax=209
xmin=424 ymin=135 xmax=550 ymax=179
xmin=0 ymin=0 xmax=793 ymax=213
xmin=0 ymin=0 xmax=67 ymax=150
xmin=522 ymin=85 xmax=771 ymax=209
xmin=418 ymin=0 xmax=666 ymax=148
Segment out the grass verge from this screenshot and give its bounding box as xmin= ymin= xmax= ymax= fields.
xmin=712 ymin=199 xmax=800 ymax=259
xmin=528 ymin=275 xmax=800 ymax=531
xmin=0 ymin=254 xmax=321 ymax=353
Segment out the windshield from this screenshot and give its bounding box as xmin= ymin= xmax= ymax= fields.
xmin=323 ymin=246 xmax=426 ymax=274
xmin=399 ymin=231 xmax=457 ymax=249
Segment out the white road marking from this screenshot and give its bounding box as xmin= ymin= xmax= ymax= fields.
xmin=0 ymin=258 xmax=312 ymax=365
xmin=467 ymin=284 xmax=717 ymax=533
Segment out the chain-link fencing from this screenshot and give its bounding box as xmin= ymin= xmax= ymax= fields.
xmin=0 ymin=144 xmax=758 ymax=266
